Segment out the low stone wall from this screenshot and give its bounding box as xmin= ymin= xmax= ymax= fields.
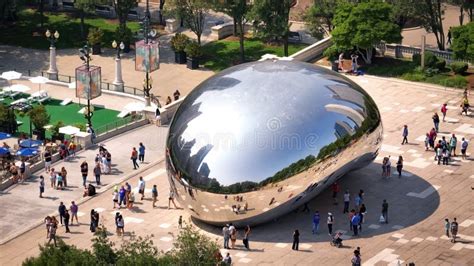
xmin=95 ymin=118 xmax=149 ymax=143
xmin=210 ymin=23 xmax=252 ymax=41
xmin=290 ymin=36 xmax=332 ymax=62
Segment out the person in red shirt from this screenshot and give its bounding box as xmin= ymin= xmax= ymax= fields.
xmin=331 ymin=182 xmax=340 ymax=205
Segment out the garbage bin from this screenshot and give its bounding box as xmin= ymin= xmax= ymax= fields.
xmin=331 ymin=60 xmax=339 ymax=72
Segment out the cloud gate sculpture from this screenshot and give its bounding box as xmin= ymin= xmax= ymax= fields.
xmin=166 ymin=59 xmax=382 ymax=226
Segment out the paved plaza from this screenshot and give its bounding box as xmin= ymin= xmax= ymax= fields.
xmin=0 ymin=72 xmax=473 ymax=265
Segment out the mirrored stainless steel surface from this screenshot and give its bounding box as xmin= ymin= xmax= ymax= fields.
xmin=166 ymin=60 xmax=382 ymax=226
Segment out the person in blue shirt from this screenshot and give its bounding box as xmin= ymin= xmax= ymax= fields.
xmin=312 ymin=211 xmax=320 ymax=234
xmin=138 ymin=142 xmax=146 ymax=163
xmin=351 ymin=213 xmax=361 ymax=236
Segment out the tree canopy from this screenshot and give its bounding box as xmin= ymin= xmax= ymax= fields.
xmin=170 ymin=0 xmax=210 ymax=44
xmin=22 ymin=224 xmax=221 ymax=266
xmin=250 ymin=0 xmax=292 ymax=56
xmin=331 ymin=1 xmax=402 ymax=64
xmin=451 ymin=22 xmax=474 ymax=61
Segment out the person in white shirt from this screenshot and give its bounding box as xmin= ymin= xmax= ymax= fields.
xmin=138 ymin=176 xmax=146 ymax=200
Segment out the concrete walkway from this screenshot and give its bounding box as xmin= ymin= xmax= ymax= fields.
xmin=0 ymin=74 xmax=473 ymax=265
xmin=0 ymin=124 xmax=168 ymax=244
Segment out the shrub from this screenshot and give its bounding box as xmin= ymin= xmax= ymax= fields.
xmin=323 ymin=45 xmax=342 ymax=61
xmin=184 ymin=41 xmax=203 ymax=58
xmin=424 ymin=51 xmax=438 ymax=68
xmin=170 ymin=33 xmax=190 ymax=52
xmin=412 ymin=53 xmax=421 ymax=65
xmin=87 ymin=28 xmax=104 ymax=45
xmin=450 ymin=62 xmax=468 ymax=74
xmin=424 ymin=67 xmax=439 ymax=77
xmin=442 ymin=76 xmax=468 ymax=88
xmin=401 ymin=72 xmax=425 ymax=82
xmin=435 ymin=59 xmax=446 ymax=71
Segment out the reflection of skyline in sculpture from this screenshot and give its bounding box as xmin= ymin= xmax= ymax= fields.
xmin=166 ymin=60 xmax=382 ymax=226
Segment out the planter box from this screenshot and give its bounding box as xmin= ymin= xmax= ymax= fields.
xmin=187 ymin=57 xmax=199 ymax=69
xmin=175 ymin=51 xmax=187 ymax=64
xmin=92 ymin=44 xmax=101 ymax=55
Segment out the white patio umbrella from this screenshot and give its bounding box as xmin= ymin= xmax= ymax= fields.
xmin=29 ymin=76 xmax=49 ymax=93
xmin=1 ymin=71 xmax=22 ymax=87
xmin=59 ymin=125 xmax=81 ymax=135
xmin=1 ymin=71 xmax=22 ymax=81
xmin=4 ymin=84 xmax=31 ymax=93
xmin=124 ymin=102 xmax=146 ymax=112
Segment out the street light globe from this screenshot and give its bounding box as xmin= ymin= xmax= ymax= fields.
xmin=112 ymin=40 xmax=117 ymax=48
xmin=54 ymin=31 xmax=60 ymax=39
xmin=149 ymin=29 xmax=157 ymax=38
xmin=45 ymin=29 xmax=51 ymax=38
xmin=119 ymin=42 xmax=125 ymax=50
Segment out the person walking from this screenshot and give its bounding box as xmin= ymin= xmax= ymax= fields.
xmin=39 ymin=175 xmax=45 ymax=198
xmin=93 ymin=162 xmax=101 ymax=185
xmin=222 ymin=224 xmax=230 ymax=249
xmin=152 ymin=184 xmax=158 ymax=207
xmin=396 ymin=156 xmax=403 ymax=177
xmin=116 ymin=213 xmax=125 ymax=236
xmin=58 ymin=202 xmax=66 ymax=226
xmin=63 ymin=210 xmax=70 ymax=233
xmin=131 ymin=147 xmax=139 ymax=169
xmin=401 ymin=125 xmax=408 ymax=145
xmin=351 ymin=249 xmax=362 ymax=266
xmin=432 ymin=112 xmax=440 ymax=132
xmin=444 ymin=218 xmax=450 ymax=238
xmin=168 ymin=189 xmax=178 ymax=209
xmin=19 ymin=159 xmax=26 ymax=183
xmin=49 ymin=168 xmax=56 ymax=189
xmin=178 ymin=215 xmax=183 ymax=229
xmin=441 ymin=103 xmax=448 ymax=122
xmin=61 ymin=167 xmax=67 ymax=187
xmin=343 ymin=190 xmax=350 ymax=213
xmin=44 ymin=148 xmax=52 ymax=173
xmin=118 ymin=186 xmax=126 ymax=208
xmin=359 ymin=204 xmax=367 ymax=224
xmin=312 ymin=211 xmax=320 ymax=234
xmin=47 ymin=221 xmax=58 ymax=247
xmin=451 ymin=218 xmax=458 ymax=243
xmin=70 ymin=201 xmax=79 ymax=225
xmin=381 ymin=200 xmax=389 ymax=224
xmin=80 ymin=161 xmax=88 ymax=187
xmin=56 ymin=172 xmax=63 ymax=190
xmin=138 ymin=176 xmax=146 ymax=200
xmin=229 ymin=223 xmax=237 ymax=249
xmin=292 ymin=229 xmax=300 ymax=250
xmin=385 ymin=156 xmax=392 ymax=178
xmin=327 ymin=212 xmax=334 ymax=235
xmin=450 ymin=134 xmax=458 ymax=156
xmin=90 ymin=209 xmax=97 ymax=233
xmin=351 ymin=212 xmax=361 ymax=236
xmin=243 ymin=225 xmax=251 ymax=250
xmin=138 ymin=142 xmax=145 ymax=163
xmin=461 ymin=138 xmax=469 ymax=160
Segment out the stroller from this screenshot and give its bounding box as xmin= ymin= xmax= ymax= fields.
xmin=330 ymin=232 xmax=343 ymax=248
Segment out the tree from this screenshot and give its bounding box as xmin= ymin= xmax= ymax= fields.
xmin=385 ymin=0 xmax=417 ymax=28
xmin=38 ymin=0 xmax=45 ymax=28
xmin=28 ymin=105 xmax=50 ymax=131
xmin=22 ymin=225 xmax=220 ymax=265
xmin=331 ymin=1 xmax=402 ymax=64
xmin=251 ymin=0 xmax=292 ymax=56
xmin=112 ymin=0 xmax=138 ymax=32
xmin=451 ymin=22 xmax=474 ymax=61
xmin=158 ymin=0 xmax=166 ymax=25
xmin=448 ymin=0 xmax=474 ymax=25
xmin=416 ymin=0 xmax=446 ymax=50
xmin=0 ymin=104 xmax=18 ymax=134
xmin=0 ymin=0 xmax=18 ymax=24
xmin=74 ymin=0 xmax=100 ymax=40
xmin=304 ymin=0 xmax=339 ymax=38
xmin=170 ymin=0 xmax=209 ymax=44
xmin=214 ymin=0 xmax=250 ymax=62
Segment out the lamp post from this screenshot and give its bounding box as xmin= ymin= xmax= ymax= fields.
xmin=45 ymin=29 xmax=60 ymax=80
xmin=79 ymin=44 xmax=94 ymax=127
xmin=112 ymin=40 xmax=125 ymax=92
xmin=141 ymin=0 xmax=157 ymax=106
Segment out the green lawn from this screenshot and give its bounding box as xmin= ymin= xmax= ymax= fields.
xmin=361 ymin=57 xmax=469 ymax=88
xmin=2 ymin=96 xmax=119 ymax=138
xmin=201 ymin=38 xmax=308 ymax=71
xmin=0 ymin=9 xmax=140 ymax=49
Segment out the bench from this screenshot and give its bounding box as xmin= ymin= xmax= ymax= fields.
xmin=288 ymin=31 xmax=302 ymax=43
xmin=95 ymin=5 xmax=115 ymax=18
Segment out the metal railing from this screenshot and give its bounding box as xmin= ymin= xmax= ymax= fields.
xmin=94 ymin=113 xmax=145 ymax=136
xmin=376 ymin=43 xmax=473 ymax=65
xmin=11 ymin=69 xmax=143 ymax=96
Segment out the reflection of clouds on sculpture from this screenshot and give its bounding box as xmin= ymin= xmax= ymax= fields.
xmin=166 ymin=60 xmax=382 ymax=226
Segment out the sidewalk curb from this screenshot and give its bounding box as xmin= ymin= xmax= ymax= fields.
xmin=0 ymin=157 xmax=165 ymax=246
